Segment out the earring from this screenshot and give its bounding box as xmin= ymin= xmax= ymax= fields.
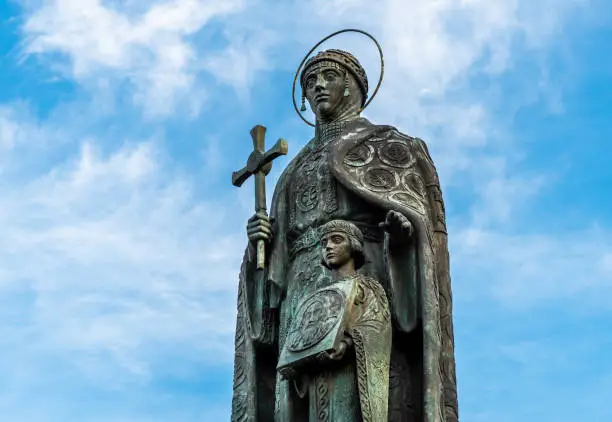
xmin=343 ymin=73 xmax=350 ymax=97
xmin=300 ymin=92 xmax=307 ymax=111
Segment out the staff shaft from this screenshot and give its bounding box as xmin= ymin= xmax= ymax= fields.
xmin=254 ymin=171 xmax=267 ymax=270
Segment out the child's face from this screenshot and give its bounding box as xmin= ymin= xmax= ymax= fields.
xmin=321 ymin=231 xmax=352 ymax=269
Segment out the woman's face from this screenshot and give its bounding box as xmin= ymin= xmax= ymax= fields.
xmin=304 ymin=66 xmax=345 ymax=120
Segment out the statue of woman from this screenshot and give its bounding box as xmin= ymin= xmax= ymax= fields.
xmin=231 ymin=44 xmax=458 ymax=422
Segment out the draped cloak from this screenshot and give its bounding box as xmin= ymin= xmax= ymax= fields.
xmin=231 ymin=118 xmax=458 ymax=422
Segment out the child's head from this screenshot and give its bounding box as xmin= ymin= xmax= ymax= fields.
xmin=319 ymin=220 xmax=365 ymax=270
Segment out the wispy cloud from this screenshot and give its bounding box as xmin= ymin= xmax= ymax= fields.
xmin=0 ymin=110 xmax=244 ymax=386
xmin=451 ymin=225 xmax=612 ymax=307
xmin=10 ymin=0 xmax=597 ymax=379
xmin=2 ymin=0 xmax=608 ymax=420
xmin=21 ymin=0 xmax=245 ymax=116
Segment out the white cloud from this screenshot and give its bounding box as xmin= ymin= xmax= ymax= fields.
xmin=0 ymin=108 xmax=23 ymax=150
xmin=201 ymin=30 xmax=275 ymax=102
xmin=0 ymin=110 xmax=245 ymax=386
xmin=9 ymin=0 xmax=597 ymax=371
xmin=3 ymin=2 xmax=606 ymax=420
xmin=451 ymin=226 xmax=612 ymax=306
xmin=22 ymin=0 xmax=245 ymax=115
xmin=0 ymin=103 xmax=56 ymax=151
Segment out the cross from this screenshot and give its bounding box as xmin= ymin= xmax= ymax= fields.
xmin=232 ymin=125 xmax=288 ymax=270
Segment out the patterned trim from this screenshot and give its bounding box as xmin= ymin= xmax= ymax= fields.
xmin=231 ymin=282 xmax=249 ymax=422
xmin=352 ymin=329 xmax=373 ymax=422
xmin=314 ymin=372 xmax=331 ymax=421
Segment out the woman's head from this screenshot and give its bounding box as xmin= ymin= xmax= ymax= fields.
xmin=300 ymin=49 xmax=369 ymax=123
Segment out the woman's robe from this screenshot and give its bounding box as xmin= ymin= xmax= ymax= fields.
xmin=230 ymin=117 xmax=459 ymax=422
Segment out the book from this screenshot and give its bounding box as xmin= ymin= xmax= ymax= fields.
xmin=277 ymin=278 xmax=359 ymax=379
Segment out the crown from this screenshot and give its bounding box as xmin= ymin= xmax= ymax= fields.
xmin=300 ymin=49 xmax=369 ymax=105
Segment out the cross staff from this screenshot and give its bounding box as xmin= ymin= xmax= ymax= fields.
xmin=232 ymin=125 xmax=288 ymax=270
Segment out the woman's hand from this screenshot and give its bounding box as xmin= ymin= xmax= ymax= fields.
xmin=379 ymin=210 xmax=413 ymax=244
xmin=246 ymin=212 xmax=274 ymax=245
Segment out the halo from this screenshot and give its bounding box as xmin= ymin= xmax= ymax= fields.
xmin=292 ymin=28 xmax=385 ymax=127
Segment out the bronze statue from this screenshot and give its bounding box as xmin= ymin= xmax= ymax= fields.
xmin=277 ymin=219 xmax=392 ymax=421
xmin=231 ymin=29 xmax=458 ymax=422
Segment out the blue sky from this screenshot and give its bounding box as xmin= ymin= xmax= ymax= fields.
xmin=0 ymin=0 xmax=610 ymax=421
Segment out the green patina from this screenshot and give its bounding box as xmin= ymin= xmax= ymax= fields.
xmin=231 ymin=47 xmax=458 ymax=422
